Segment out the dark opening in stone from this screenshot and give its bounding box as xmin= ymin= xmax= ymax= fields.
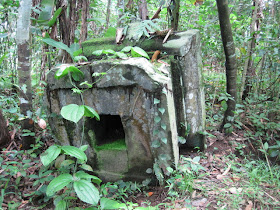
xmin=94 ymin=115 xmax=125 ymax=146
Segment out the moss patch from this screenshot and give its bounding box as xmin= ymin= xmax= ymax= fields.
xmin=94 ymin=139 xmax=127 ymax=151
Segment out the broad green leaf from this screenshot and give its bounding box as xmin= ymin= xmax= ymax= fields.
xmin=60 ymin=104 xmax=84 ymax=123
xmin=193 ymin=156 xmax=200 ymax=163
xmin=73 ymin=180 xmax=100 ymax=205
xmin=79 ymin=164 xmax=94 ymax=172
xmin=92 ymin=50 xmax=103 ymax=56
xmin=79 ymin=145 xmax=88 ymax=152
xmin=68 ymin=66 xmax=84 ymax=81
xmin=55 ymin=65 xmax=70 ymax=79
xmin=263 ymin=142 xmax=269 ymax=150
xmin=104 ymin=27 xmax=117 ymax=37
xmin=74 ymin=56 xmax=88 ymax=62
xmin=223 ymin=123 xmax=231 ymax=128
xmin=55 ymin=199 xmax=67 ymax=210
xmin=131 ymin=47 xmax=149 ymax=59
xmin=74 ymin=171 xmax=102 ymax=184
xmin=61 ymin=145 xmax=87 ymax=162
xmin=73 ymin=48 xmax=83 ymax=57
xmin=121 ymin=46 xmax=132 ymax=52
xmin=83 ymin=105 xmax=100 ymax=121
xmin=115 ymin=52 xmax=128 ymax=59
xmin=46 ymin=174 xmax=73 ymax=197
xmin=100 ymin=197 xmax=125 ymax=210
xmin=48 ymin=7 xmax=62 ymax=27
xmin=103 ymin=49 xmax=116 ymax=55
xmin=40 ymin=145 xmax=61 ymax=166
xmin=43 ymin=38 xmax=72 ymax=56
xmin=0 ymin=33 xmax=8 ymax=39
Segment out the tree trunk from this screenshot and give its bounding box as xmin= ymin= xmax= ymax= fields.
xmin=0 ymin=109 xmax=10 ymax=147
xmin=105 ymin=0 xmax=112 ymax=29
xmin=16 ymin=0 xmax=35 ymax=149
xmin=138 ymin=0 xmax=148 ymax=20
xmin=117 ymin=0 xmax=125 ymax=27
xmin=80 ymin=0 xmax=89 ymax=45
xmin=169 ymin=0 xmax=180 ymax=30
xmin=216 ymin=0 xmax=237 ymax=133
xmin=241 ymin=0 xmax=263 ymax=100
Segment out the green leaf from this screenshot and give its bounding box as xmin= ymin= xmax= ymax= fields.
xmin=131 ymin=47 xmax=149 ymax=59
xmin=55 ymin=199 xmax=67 ymax=210
xmin=193 ymin=156 xmax=200 ymax=163
xmin=263 ymin=142 xmax=269 ymax=150
xmin=48 ymin=7 xmax=62 ymax=27
xmin=161 ymin=123 xmax=167 ymax=130
xmin=154 ymin=98 xmax=160 ymax=104
xmin=68 ymin=66 xmax=84 ymax=81
xmin=151 ymin=140 xmax=160 ymax=148
xmin=115 ymin=52 xmax=128 ymax=59
xmin=121 ymin=46 xmax=132 ymax=53
xmin=40 ymin=145 xmax=61 ymax=166
xmin=79 ymin=164 xmax=94 ymax=172
xmin=60 ymin=104 xmax=84 ymax=123
xmin=43 ymin=38 xmax=72 ymax=56
xmin=74 ymin=171 xmax=102 ymax=184
xmin=73 ymin=180 xmax=100 ymax=205
xmin=146 ymin=168 xmax=153 ymax=174
xmin=161 ymin=137 xmax=167 ymax=144
xmin=73 ymin=48 xmax=83 ymax=57
xmin=100 ymin=197 xmax=125 ymax=210
xmin=83 ymin=105 xmax=100 ymax=120
xmin=61 ymin=145 xmax=87 ymax=162
xmin=224 ymin=123 xmax=232 ymax=128
xmin=104 ymin=27 xmax=117 ymax=37
xmin=158 ymin=108 xmax=165 ymax=114
xmin=103 ymin=49 xmax=116 ymax=55
xmin=55 ymin=65 xmax=71 ymax=79
xmin=154 ymin=116 xmax=161 ymax=123
xmin=46 ymin=174 xmax=73 ymax=197
xmin=92 ymin=50 xmax=103 ymax=56
xmin=73 ymin=56 xmax=88 ymax=62
xmin=79 ymin=145 xmax=88 ymax=152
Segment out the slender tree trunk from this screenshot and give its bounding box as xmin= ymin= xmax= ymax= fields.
xmin=117 ymin=0 xmax=125 ymax=27
xmin=105 ymin=0 xmax=112 ymax=29
xmin=16 ymin=0 xmax=35 ymax=149
xmin=80 ymin=0 xmax=89 ymax=45
xmin=216 ymin=0 xmax=237 ymax=133
xmin=0 ymin=109 xmax=10 ymax=147
xmin=138 ymin=0 xmax=148 ymax=20
xmin=169 ymin=0 xmax=180 ymax=30
xmin=241 ymin=0 xmax=263 ymax=100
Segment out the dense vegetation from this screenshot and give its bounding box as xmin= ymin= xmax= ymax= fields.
xmin=0 ymin=0 xmax=279 ymax=209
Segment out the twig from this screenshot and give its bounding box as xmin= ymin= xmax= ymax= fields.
xmin=262 ymin=190 xmax=279 ymax=203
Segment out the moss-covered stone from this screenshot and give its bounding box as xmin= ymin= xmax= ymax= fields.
xmin=94 ymin=139 xmax=126 ymax=151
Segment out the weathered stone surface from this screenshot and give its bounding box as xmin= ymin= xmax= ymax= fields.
xmin=46 ymin=30 xmax=205 ymax=181
xmin=46 ymin=58 xmax=179 ymax=181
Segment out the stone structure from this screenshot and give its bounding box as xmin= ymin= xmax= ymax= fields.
xmin=45 ymin=30 xmax=205 ymax=181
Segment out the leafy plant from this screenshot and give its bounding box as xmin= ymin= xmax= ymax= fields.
xmin=92 ymin=46 xmax=149 ymax=60
xmin=42 ymin=38 xmax=87 ymax=62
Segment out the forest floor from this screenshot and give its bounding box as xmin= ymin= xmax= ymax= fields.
xmin=1 ymin=129 xmax=280 ymax=209
xmin=129 ymin=130 xmax=280 ymax=209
